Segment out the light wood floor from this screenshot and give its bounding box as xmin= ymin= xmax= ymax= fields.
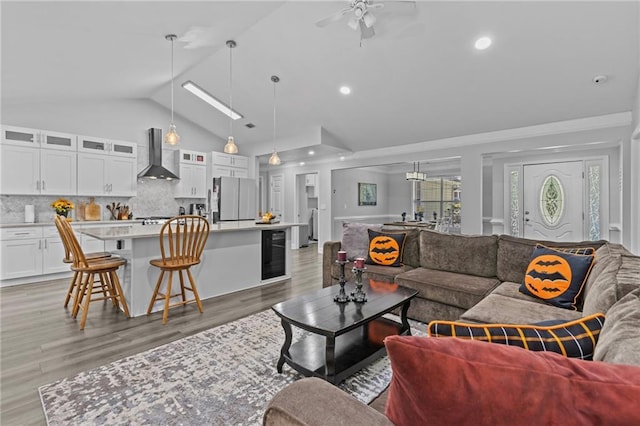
xmin=0 ymin=245 xmax=322 ymax=425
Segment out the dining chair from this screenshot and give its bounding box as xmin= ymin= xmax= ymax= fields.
xmin=57 ymin=216 xmax=130 ymax=329
xmin=54 ymin=215 xmax=113 ymax=309
xmin=147 ymin=215 xmax=210 ymax=324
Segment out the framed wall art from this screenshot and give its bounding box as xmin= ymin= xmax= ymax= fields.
xmin=358 ymin=182 xmax=377 ymax=206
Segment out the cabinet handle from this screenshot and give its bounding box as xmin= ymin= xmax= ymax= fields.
xmin=105 ymin=183 xmax=109 ymax=192
xmin=36 ymin=180 xmax=41 ymax=190
xmin=38 ymin=240 xmax=42 ymax=249
xmin=42 ymin=180 xmax=46 ymax=191
xmin=44 ymin=239 xmax=48 ymax=249
xmin=15 ymin=232 xmax=30 ymax=236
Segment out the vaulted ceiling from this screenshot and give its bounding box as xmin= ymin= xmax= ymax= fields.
xmin=2 ymin=1 xmax=638 ymax=164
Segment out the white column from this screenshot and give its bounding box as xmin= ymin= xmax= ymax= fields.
xmin=460 ymin=150 xmax=483 ymax=235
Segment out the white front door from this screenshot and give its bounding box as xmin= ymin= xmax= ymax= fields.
xmin=270 ymin=173 xmax=284 ymax=219
xmin=523 ymin=161 xmax=583 ymax=241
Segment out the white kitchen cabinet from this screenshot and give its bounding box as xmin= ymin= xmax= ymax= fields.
xmin=77 ymin=138 xmax=137 ymax=197
xmin=175 ymin=150 xmax=208 ymax=198
xmin=1 ymin=125 xmax=40 ymax=147
xmin=0 ymin=226 xmax=67 ymax=279
xmin=1 ymin=126 xmax=77 ymax=195
xmin=42 ymin=226 xmax=69 ymax=274
xmin=0 ymin=144 xmax=76 ymax=195
xmin=211 ymin=152 xmax=249 ymax=178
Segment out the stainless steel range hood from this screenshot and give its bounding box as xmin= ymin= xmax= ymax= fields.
xmin=137 ymin=128 xmax=179 ymax=180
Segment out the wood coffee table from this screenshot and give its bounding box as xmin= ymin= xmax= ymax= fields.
xmin=272 ymin=280 xmax=418 ymax=385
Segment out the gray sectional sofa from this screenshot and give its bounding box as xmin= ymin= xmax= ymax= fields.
xmin=264 ymin=226 xmax=640 ymax=425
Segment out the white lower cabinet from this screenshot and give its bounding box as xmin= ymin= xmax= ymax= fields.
xmin=0 ymin=238 xmax=42 ymax=280
xmin=0 ymin=226 xmax=67 ymax=280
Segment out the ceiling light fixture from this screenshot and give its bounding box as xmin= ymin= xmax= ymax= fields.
xmin=268 ymin=75 xmax=281 ymax=166
xmin=340 ymin=86 xmax=351 ymax=95
xmin=223 ymin=40 xmax=239 ymax=154
xmin=182 ymin=81 xmax=243 ymax=120
xmin=406 ymin=162 xmax=427 ymax=181
xmin=474 ymin=36 xmax=492 ymax=50
xmin=164 ymin=34 xmax=180 ymax=145
xmin=308 ymin=150 xmax=315 ymax=156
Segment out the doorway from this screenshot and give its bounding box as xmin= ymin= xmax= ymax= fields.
xmin=269 ymin=173 xmax=284 ymax=219
xmin=295 ymin=173 xmax=318 ymax=248
xmin=523 ymin=161 xmax=583 ymax=241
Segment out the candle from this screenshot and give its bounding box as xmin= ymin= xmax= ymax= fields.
xmin=337 ymin=250 xmax=347 ymax=262
xmin=354 ymin=258 xmax=365 ymax=269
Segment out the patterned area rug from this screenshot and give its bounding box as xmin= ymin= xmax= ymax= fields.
xmin=39 ymin=309 xmax=426 ymax=425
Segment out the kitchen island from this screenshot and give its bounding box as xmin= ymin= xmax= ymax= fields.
xmin=81 ymin=220 xmax=303 ymax=317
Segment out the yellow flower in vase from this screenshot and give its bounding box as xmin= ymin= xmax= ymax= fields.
xmin=51 ymin=198 xmax=75 ymax=219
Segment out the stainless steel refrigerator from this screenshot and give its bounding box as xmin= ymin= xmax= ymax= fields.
xmin=212 ymin=177 xmax=257 ymax=221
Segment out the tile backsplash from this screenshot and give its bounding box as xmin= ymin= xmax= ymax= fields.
xmin=0 ymin=179 xmax=204 ymax=224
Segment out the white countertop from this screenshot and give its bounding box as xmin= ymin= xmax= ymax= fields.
xmin=80 ymin=220 xmax=305 ymax=240
xmin=0 ymin=220 xmax=141 ymax=228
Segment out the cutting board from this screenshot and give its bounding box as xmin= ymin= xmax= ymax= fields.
xmin=85 ymin=198 xmax=101 ymax=221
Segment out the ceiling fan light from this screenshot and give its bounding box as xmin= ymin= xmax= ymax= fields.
xmin=164 ymin=123 xmax=180 ymax=145
xmin=224 ymin=136 xmax=238 ymax=154
xmin=347 ymin=18 xmax=359 ymax=30
xmin=363 ymin=11 xmax=376 ymax=28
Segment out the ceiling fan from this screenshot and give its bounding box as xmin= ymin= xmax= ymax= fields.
xmin=316 ymin=0 xmax=415 ymax=41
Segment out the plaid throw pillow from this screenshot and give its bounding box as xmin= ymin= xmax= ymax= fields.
xmin=427 ymin=313 xmax=605 ymax=360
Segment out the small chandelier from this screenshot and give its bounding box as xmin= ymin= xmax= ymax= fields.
xmin=223 ymin=40 xmax=239 ymax=154
xmin=406 ymin=162 xmax=426 ymax=181
xmin=268 ymin=75 xmax=281 ymax=166
xmin=164 ymin=34 xmax=180 ymax=145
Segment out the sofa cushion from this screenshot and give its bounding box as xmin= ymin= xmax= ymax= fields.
xmin=419 ymin=230 xmax=498 ymax=277
xmin=366 ymin=229 xmax=406 ymax=267
xmin=582 ymin=254 xmax=640 ymax=316
xmin=460 ymin=293 xmax=583 ymax=324
xmin=427 ymin=313 xmax=605 ymax=360
xmin=384 ymin=336 xmax=640 ymax=426
xmin=496 ymin=234 xmax=606 ymax=284
xmin=341 ymin=222 xmax=382 ymax=260
xmin=594 ymin=288 xmax=640 ymax=366
xmin=381 ymin=226 xmax=420 ymax=267
xmin=395 ymin=267 xmax=500 ymax=310
xmin=519 ymin=245 xmax=595 ymax=310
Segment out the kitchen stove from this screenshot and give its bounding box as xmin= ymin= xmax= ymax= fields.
xmin=138 ymin=216 xmax=172 ymax=225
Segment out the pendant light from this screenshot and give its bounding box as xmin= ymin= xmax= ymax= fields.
xmin=164 ymin=34 xmax=180 ymax=145
xmin=268 ymin=75 xmax=281 ymax=166
xmin=223 ymin=40 xmax=239 ymax=154
xmin=406 ymin=162 xmax=426 ymax=181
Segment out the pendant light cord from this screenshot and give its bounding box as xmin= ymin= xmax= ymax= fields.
xmin=170 ymin=36 xmax=175 ymax=125
xmin=272 ymin=78 xmax=277 ymax=147
xmin=229 ymin=43 xmax=233 ymax=137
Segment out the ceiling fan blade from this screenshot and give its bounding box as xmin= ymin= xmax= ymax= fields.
xmin=315 ymin=7 xmax=353 ymax=27
xmin=360 ymin=20 xmax=376 ymax=39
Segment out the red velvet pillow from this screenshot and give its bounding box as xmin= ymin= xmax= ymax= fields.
xmin=384 ymin=336 xmax=640 ymax=426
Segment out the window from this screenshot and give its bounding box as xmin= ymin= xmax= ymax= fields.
xmin=414 ymin=177 xmax=461 ymax=224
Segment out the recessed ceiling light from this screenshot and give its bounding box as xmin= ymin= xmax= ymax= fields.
xmin=299 ymin=161 xmax=305 ymax=166
xmin=308 ymin=150 xmax=315 ymax=155
xmin=474 ymin=37 xmax=492 ymax=50
xmin=182 ymin=80 xmax=243 ymax=120
xmin=339 ymin=86 xmax=351 ymax=95
xmin=339 ymin=156 xmax=345 ymax=161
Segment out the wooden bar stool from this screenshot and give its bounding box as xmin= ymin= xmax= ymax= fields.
xmin=54 ymin=215 xmax=113 ymax=310
xmin=57 ymin=216 xmax=130 ymax=329
xmin=147 ymin=215 xmax=210 ymax=324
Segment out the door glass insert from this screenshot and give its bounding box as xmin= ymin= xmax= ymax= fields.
xmin=588 ymin=165 xmax=601 ymax=240
xmin=539 ymin=175 xmax=564 ymax=226
xmin=510 ymin=170 xmax=520 ymax=236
